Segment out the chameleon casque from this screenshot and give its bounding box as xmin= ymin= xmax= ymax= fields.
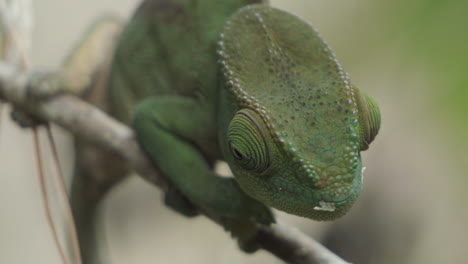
xmin=72 ymin=0 xmax=381 ymax=250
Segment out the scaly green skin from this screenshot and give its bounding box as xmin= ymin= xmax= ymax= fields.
xmin=218 ymin=6 xmax=380 ymax=219
xmin=108 ymin=0 xmax=380 ymax=250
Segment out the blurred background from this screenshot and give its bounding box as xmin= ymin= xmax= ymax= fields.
xmin=1 ymin=0 xmax=467 ymax=263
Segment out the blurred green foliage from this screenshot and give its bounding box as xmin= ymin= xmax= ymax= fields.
xmin=392 ymin=0 xmax=468 ymax=133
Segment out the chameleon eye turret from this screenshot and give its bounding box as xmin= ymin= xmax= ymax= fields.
xmin=355 ymin=89 xmax=381 ymax=150
xmin=228 ymin=109 xmax=271 ymax=173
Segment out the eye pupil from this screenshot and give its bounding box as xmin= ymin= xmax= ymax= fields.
xmin=232 ymin=147 xmax=243 ymax=160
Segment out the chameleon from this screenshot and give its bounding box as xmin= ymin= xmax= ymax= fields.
xmin=104 ymin=0 xmax=381 ymax=249
xmin=38 ymin=0 xmax=381 ymax=253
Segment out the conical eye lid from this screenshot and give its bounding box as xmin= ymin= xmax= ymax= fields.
xmin=229 ymin=109 xmax=272 ymax=172
xmin=235 ymin=109 xmax=270 ymax=156
xmin=229 ymin=125 xmax=264 ymax=158
xmin=357 ymin=90 xmax=380 ymax=146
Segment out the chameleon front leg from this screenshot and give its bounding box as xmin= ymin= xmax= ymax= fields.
xmin=133 ymin=96 xmax=274 ymax=252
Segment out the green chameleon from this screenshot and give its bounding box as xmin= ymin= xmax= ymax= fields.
xmin=62 ymin=0 xmax=381 ymax=252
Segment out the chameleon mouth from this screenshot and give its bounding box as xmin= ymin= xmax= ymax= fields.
xmin=313 ymin=201 xmax=336 ymax=212
xmin=312 ymin=191 xmax=354 ymax=212
xmin=313 ymin=166 xmax=365 ymax=211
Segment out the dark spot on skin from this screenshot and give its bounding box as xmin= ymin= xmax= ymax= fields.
xmin=265 ymin=58 xmax=270 ymax=62
xmin=308 ymin=96 xmax=314 ymax=101
xmin=317 ymin=89 xmax=321 ymax=93
xmin=269 ymin=68 xmax=274 ymax=73
xmin=291 ymin=84 xmax=296 ymax=88
xmin=284 ymin=120 xmax=289 ymax=124
xmin=337 ymin=106 xmax=343 ymax=112
xmin=311 ymin=122 xmax=316 ymax=126
xmin=312 ymin=104 xmax=316 ymax=107
xmin=345 ymin=109 xmax=349 ymax=113
xmin=344 ymin=117 xmax=348 ymax=121
xmin=291 ymin=116 xmax=296 ymax=120
xmin=319 ymin=102 xmax=324 ymax=105
xmin=316 ymin=95 xmax=321 ymax=99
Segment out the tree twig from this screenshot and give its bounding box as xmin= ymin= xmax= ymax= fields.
xmin=0 ymin=61 xmax=349 ymax=264
xmin=32 ymin=127 xmax=70 ymax=264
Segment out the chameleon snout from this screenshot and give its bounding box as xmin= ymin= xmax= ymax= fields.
xmin=310 ymin=166 xmax=363 ymax=212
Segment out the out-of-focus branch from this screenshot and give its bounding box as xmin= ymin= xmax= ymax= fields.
xmin=0 ymin=0 xmax=33 ymax=68
xmin=0 ymin=62 xmax=168 ymax=189
xmin=0 ymin=61 xmax=350 ymax=264
xmin=257 ymin=225 xmax=350 ymax=264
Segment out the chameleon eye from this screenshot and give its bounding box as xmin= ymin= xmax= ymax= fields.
xmin=227 ymin=109 xmax=270 ymax=173
xmin=230 ymin=145 xmax=244 ymax=160
xmin=356 ymin=89 xmax=381 ymax=150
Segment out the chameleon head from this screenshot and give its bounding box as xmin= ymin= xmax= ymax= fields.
xmin=218 ymin=5 xmax=381 ymax=220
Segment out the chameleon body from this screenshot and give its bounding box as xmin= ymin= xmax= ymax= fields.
xmin=105 ymin=0 xmax=380 ymax=248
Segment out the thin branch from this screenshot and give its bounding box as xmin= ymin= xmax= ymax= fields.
xmin=0 ymin=62 xmax=167 ymax=189
xmin=33 ymin=127 xmax=70 ymax=264
xmin=46 ymin=125 xmax=83 ymax=264
xmin=0 ymin=61 xmax=349 ymax=264
xmin=257 ymin=225 xmax=350 ymax=264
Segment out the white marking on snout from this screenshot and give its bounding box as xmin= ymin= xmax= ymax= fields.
xmin=313 ymin=201 xmax=336 ymax=212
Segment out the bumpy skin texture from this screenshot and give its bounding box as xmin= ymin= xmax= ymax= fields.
xmin=108 ymin=0 xmax=380 ymax=249
xmin=218 ymin=5 xmax=380 ymax=219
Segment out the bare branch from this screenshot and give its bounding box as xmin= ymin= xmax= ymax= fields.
xmin=0 ymin=62 xmax=168 ymax=189
xmin=257 ymin=225 xmax=350 ymax=264
xmin=0 ymin=61 xmax=349 ymax=264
